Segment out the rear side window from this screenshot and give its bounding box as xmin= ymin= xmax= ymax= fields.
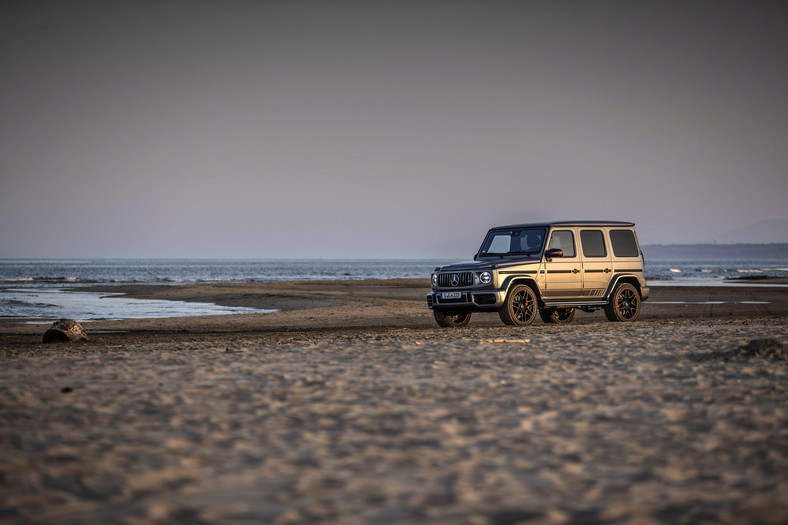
xmin=609 ymin=230 xmax=639 ymax=257
xmin=580 ymin=230 xmax=606 ymax=257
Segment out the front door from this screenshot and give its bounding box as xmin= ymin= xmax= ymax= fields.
xmin=543 ymin=229 xmax=582 ymax=299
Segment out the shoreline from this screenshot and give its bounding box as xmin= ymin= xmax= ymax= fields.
xmin=1 ymin=279 xmax=787 ymax=337
xmin=0 ymin=279 xmax=788 ymax=336
xmin=2 ymin=275 xmax=787 ymax=329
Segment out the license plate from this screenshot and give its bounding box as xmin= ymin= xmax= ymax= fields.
xmin=441 ymin=292 xmax=462 ymax=300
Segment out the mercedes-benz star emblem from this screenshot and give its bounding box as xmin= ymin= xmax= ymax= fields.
xmin=450 ymin=274 xmax=460 ymax=287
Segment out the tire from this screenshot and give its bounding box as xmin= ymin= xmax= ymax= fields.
xmin=539 ymin=307 xmax=575 ymax=324
xmin=433 ymin=310 xmax=472 ymax=328
xmin=604 ymin=283 xmax=641 ymax=322
xmin=499 ymin=284 xmax=538 ymax=326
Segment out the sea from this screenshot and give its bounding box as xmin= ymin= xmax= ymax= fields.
xmin=1 ymin=257 xmax=787 ymax=322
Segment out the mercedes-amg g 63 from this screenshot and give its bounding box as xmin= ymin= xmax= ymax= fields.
xmin=427 ymin=221 xmax=649 ymax=327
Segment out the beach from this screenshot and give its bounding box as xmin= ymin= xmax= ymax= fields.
xmin=1 ymin=280 xmax=787 ymax=524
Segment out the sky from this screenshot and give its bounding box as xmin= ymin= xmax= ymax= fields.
xmin=1 ymin=1 xmax=786 ymax=258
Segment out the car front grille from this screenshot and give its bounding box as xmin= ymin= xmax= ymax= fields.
xmin=438 ymin=272 xmax=474 ymax=288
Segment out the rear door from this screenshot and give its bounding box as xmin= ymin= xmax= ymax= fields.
xmin=579 ymin=229 xmax=612 ymax=298
xmin=543 ymin=228 xmax=582 ymax=299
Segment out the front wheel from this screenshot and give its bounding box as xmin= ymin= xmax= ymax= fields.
xmin=540 ymin=307 xmax=575 ymax=324
xmin=499 ymin=284 xmax=538 ymax=326
xmin=433 ymin=310 xmax=472 ymax=328
xmin=604 ymin=283 xmax=641 ymax=322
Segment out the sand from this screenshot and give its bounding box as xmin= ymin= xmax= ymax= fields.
xmin=1 ymin=280 xmax=787 ymax=524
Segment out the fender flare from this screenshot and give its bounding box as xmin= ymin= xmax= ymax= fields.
xmin=501 ymin=276 xmax=543 ymax=305
xmin=604 ymin=274 xmax=642 ymax=301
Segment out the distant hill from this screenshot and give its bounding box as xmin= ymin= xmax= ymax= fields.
xmin=716 ymin=219 xmax=788 ymax=243
xmin=642 ymin=243 xmax=788 ymax=260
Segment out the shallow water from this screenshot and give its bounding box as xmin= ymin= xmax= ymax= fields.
xmin=644 ymin=259 xmax=788 ymax=282
xmin=0 ymin=259 xmax=447 ymax=321
xmin=1 ymin=288 xmax=269 ymax=322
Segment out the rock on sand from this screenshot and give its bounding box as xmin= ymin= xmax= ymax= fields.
xmin=42 ymin=318 xmax=88 ymax=343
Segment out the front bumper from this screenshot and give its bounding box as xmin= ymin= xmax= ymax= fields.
xmin=427 ymin=289 xmax=505 ymax=311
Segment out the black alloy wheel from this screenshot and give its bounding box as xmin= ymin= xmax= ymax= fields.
xmin=604 ymin=283 xmax=641 ymax=322
xmin=539 ymin=307 xmax=575 ymax=324
xmin=434 ymin=310 xmax=472 ymax=328
xmin=499 ymin=284 xmax=538 ymax=326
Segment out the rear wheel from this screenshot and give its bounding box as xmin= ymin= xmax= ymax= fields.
xmin=433 ymin=310 xmax=472 ymax=328
xmin=539 ymin=307 xmax=575 ymax=324
xmin=499 ymin=284 xmax=538 ymax=326
xmin=604 ymin=283 xmax=641 ymax=322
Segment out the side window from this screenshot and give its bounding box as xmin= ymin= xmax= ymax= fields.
xmin=580 ymin=230 xmax=607 ymax=257
xmin=610 ymin=229 xmax=640 ymax=257
xmin=547 ymin=230 xmax=576 ymax=258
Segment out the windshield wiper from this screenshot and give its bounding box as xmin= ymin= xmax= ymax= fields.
xmin=481 ymin=251 xmax=539 ymax=258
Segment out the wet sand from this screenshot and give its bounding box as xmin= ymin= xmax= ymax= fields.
xmin=1 ymin=281 xmax=787 ymax=524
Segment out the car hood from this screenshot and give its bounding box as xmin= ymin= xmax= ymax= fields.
xmin=436 ymin=257 xmax=540 ymax=272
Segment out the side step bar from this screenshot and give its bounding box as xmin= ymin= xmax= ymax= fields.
xmin=542 ymin=300 xmax=608 ymax=307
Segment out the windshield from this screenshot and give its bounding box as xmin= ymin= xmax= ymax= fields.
xmin=478 ymin=228 xmax=546 ymax=257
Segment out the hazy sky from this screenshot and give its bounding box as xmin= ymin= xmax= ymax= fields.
xmin=1 ymin=1 xmax=786 ymax=258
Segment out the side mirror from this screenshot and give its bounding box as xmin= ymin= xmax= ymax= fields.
xmin=545 ymin=248 xmax=563 ymax=260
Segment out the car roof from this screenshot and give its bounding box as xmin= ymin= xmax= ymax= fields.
xmin=490 ymin=220 xmax=635 ymax=230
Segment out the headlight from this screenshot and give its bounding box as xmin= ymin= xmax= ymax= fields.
xmin=479 ymin=271 xmax=492 ymax=284
xmin=431 ymin=274 xmax=438 ymax=287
